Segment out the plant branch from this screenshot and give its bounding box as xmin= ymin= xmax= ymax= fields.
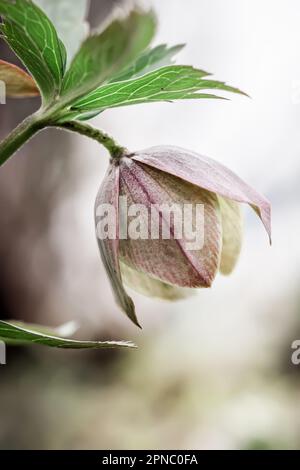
xmin=0 ymin=113 xmax=45 ymax=167
xmin=0 ymin=111 xmax=127 ymax=168
xmin=54 ymin=121 xmax=127 ymax=159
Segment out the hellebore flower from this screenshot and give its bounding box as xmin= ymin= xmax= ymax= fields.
xmin=95 ymin=146 xmax=271 ymax=327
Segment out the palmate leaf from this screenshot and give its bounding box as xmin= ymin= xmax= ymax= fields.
xmin=110 ymin=43 xmax=185 ymax=83
xmin=0 ymin=58 xmax=39 ymax=97
xmin=72 ymin=44 xmax=185 ymax=121
xmin=0 ymin=320 xmax=136 ymax=349
xmin=34 ymin=0 xmax=89 ymax=65
xmin=61 ymin=9 xmax=156 ymax=101
xmin=70 ymin=65 xmax=247 ymax=115
xmin=0 ymin=0 xmax=65 ymax=103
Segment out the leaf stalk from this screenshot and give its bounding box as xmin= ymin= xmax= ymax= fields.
xmin=0 ymin=110 xmax=127 ymax=166
xmin=54 ymin=120 xmax=127 ymax=159
xmin=0 ymin=113 xmax=45 ymax=166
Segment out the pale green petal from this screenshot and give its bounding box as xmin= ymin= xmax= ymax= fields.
xmin=219 ymin=196 xmax=243 ymax=275
xmin=120 ymin=261 xmax=193 ymax=301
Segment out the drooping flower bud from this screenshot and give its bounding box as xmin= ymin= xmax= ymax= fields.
xmin=95 ymin=146 xmax=271 ymax=327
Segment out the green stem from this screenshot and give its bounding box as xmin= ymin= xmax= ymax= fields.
xmin=0 ymin=113 xmax=45 ymax=167
xmin=55 ymin=121 xmax=127 ymax=159
xmin=0 ymin=111 xmax=127 ymax=167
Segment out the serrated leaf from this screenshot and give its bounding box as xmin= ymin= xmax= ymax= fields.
xmin=34 ymin=0 xmax=89 ymax=65
xmin=110 ymin=43 xmax=185 ymax=83
xmin=0 ymin=320 xmax=136 ymax=349
xmin=67 ymin=44 xmax=185 ymax=121
xmin=61 ymin=9 xmax=156 ymax=101
xmin=0 ymin=58 xmax=39 ymax=97
xmin=70 ymin=65 xmax=246 ymax=114
xmin=0 ymin=0 xmax=66 ymax=103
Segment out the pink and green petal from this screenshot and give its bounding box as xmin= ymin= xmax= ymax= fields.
xmin=120 ymin=261 xmax=193 ymax=300
xmin=95 ymin=162 xmax=140 ymax=328
xmin=132 ymin=146 xmax=271 ymax=242
xmin=119 ymin=157 xmax=222 ymax=288
xmin=0 ymin=59 xmax=39 ymax=98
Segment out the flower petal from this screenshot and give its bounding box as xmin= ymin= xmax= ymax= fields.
xmin=120 ymin=261 xmax=193 ymax=300
xmin=218 ymin=196 xmax=243 ymax=275
xmin=132 ymin=146 xmax=271 ymax=242
xmin=0 ymin=59 xmax=39 ymax=97
xmin=119 ymin=158 xmax=222 ymax=288
xmin=95 ymin=162 xmax=140 ymax=328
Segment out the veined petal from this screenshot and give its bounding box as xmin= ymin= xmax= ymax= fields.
xmin=120 ymin=260 xmax=193 ymax=300
xmin=132 ymin=146 xmax=271 ymax=242
xmin=95 ymin=162 xmax=140 ymax=328
xmin=0 ymin=59 xmax=39 ymax=97
xmin=119 ymin=157 xmax=222 ymax=288
xmin=218 ymin=196 xmax=243 ymax=275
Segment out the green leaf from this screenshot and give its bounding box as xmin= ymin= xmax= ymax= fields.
xmin=70 ymin=44 xmax=185 ymax=121
xmin=110 ymin=43 xmax=185 ymax=83
xmin=70 ymin=65 xmax=246 ymax=114
xmin=34 ymin=0 xmax=89 ymax=65
xmin=0 ymin=320 xmax=136 ymax=349
xmin=61 ymin=9 xmax=156 ymax=101
xmin=62 ymin=44 xmax=185 ymax=121
xmin=0 ymin=0 xmax=66 ymax=103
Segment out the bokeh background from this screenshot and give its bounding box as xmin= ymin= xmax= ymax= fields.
xmin=1 ymin=0 xmax=300 ymax=450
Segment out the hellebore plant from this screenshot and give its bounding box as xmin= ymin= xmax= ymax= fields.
xmin=0 ymin=1 xmax=270 ymax=347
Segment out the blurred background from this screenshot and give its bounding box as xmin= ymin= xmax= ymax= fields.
xmin=0 ymin=0 xmax=300 ymax=450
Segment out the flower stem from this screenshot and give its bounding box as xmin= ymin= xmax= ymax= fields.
xmin=55 ymin=121 xmax=127 ymax=159
xmin=0 ymin=111 xmax=127 ymax=167
xmin=0 ymin=113 xmax=45 ymax=167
